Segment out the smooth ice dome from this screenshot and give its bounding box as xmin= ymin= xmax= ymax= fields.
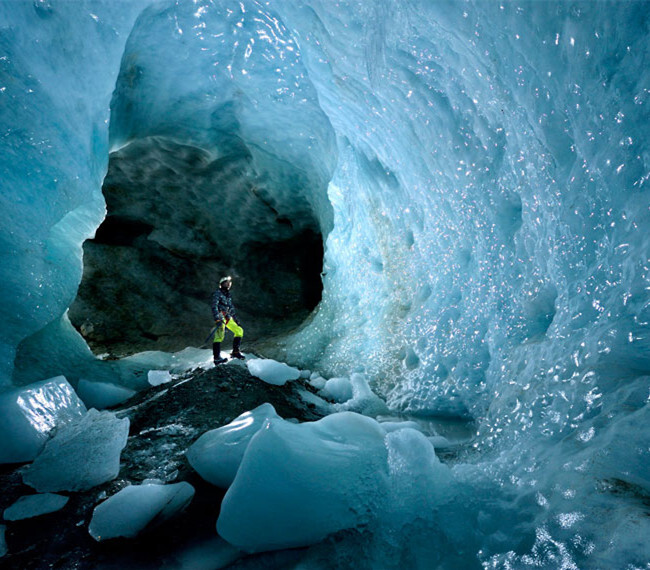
xmin=89 ymin=481 xmax=195 ymax=541
xmin=245 ymin=359 xmax=300 ymax=386
xmin=0 ymin=376 xmax=86 ymax=464
xmin=187 ymin=403 xmax=281 ymax=488
xmin=3 ymin=493 xmax=69 ymax=521
xmin=76 ymin=379 xmax=135 ymax=410
xmin=217 ymin=412 xmax=389 ymax=552
xmin=23 ymin=409 xmax=129 ymax=492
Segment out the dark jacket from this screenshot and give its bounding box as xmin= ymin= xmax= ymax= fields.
xmin=211 ymin=287 xmax=237 ymax=323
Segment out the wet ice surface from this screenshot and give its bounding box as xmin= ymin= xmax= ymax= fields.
xmin=89 ymin=482 xmax=195 ymax=541
xmin=0 ymin=377 xmax=87 ymax=464
xmin=3 ymin=493 xmax=69 ymax=521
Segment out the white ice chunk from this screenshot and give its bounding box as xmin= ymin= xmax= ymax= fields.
xmin=3 ymin=493 xmax=69 ymax=521
xmin=187 ymin=403 xmax=280 ymax=488
xmin=76 ymin=379 xmax=136 ymax=410
xmin=0 ymin=376 xmax=87 ymax=464
xmin=309 ymin=376 xmax=327 ymax=390
xmin=245 ymin=359 xmax=300 ymax=386
xmin=320 ymin=376 xmax=352 ymax=402
xmin=89 ymin=481 xmax=195 ymax=541
xmin=23 ymin=409 xmax=129 ymax=492
xmin=217 ymin=412 xmax=389 ymax=552
xmin=147 ymin=370 xmax=173 ymax=386
xmin=334 ymin=373 xmax=389 ymax=417
xmin=299 ymin=369 xmax=311 ymax=379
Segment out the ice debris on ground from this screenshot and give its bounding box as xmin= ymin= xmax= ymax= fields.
xmin=88 ymin=481 xmax=195 ymax=541
xmin=308 ymin=375 xmax=327 ymax=390
xmin=3 ymin=493 xmax=69 ymax=521
xmin=187 ymin=403 xmax=280 ymax=488
xmin=320 ymin=376 xmax=352 ymax=402
xmin=296 ymin=388 xmax=333 ymax=415
xmin=23 ymin=409 xmax=129 ymax=492
xmin=245 ymin=359 xmax=300 ymax=386
xmin=0 ymin=376 xmax=86 ymax=464
xmin=217 ymin=412 xmax=390 ymax=552
xmin=76 ymin=379 xmax=135 ymax=410
xmin=147 ymin=370 xmax=173 ymax=386
xmin=329 ymin=373 xmax=389 ymax=417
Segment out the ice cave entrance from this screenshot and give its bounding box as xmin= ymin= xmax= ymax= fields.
xmin=69 ymin=135 xmax=326 ymax=358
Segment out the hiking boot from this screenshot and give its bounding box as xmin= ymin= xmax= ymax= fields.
xmin=231 ymin=336 xmax=244 ymax=359
xmin=213 ymin=342 xmax=227 ymax=365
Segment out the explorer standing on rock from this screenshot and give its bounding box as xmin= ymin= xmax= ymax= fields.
xmin=211 ymin=276 xmax=245 ymax=365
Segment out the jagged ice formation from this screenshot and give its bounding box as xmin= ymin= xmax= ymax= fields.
xmin=1 ymin=0 xmax=649 ymax=567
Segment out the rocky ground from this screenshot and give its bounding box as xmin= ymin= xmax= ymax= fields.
xmin=0 ymin=363 xmax=326 ymax=569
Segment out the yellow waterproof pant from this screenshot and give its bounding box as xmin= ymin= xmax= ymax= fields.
xmin=214 ymin=319 xmax=244 ymax=343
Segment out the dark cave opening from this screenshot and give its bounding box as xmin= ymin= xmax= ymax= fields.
xmin=69 ymin=137 xmax=325 ymax=358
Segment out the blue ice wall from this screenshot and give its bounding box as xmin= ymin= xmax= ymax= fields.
xmin=1 ymin=1 xmax=649 ymax=566
xmin=0 ymin=0 xmax=152 ymax=383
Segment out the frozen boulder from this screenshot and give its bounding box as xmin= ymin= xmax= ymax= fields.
xmin=217 ymin=412 xmax=389 ymax=552
xmin=147 ymin=370 xmax=173 ymax=386
xmin=76 ymin=379 xmax=136 ymax=410
xmin=89 ymin=481 xmax=195 ymax=541
xmin=246 ymin=359 xmax=300 ymax=386
xmin=3 ymin=493 xmax=69 ymax=521
xmin=0 ymin=376 xmax=86 ymax=464
xmin=23 ymin=409 xmax=129 ymax=492
xmin=320 ymin=376 xmax=353 ymax=402
xmin=187 ymin=403 xmax=280 ymax=488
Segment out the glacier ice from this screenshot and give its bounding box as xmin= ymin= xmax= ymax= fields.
xmin=217 ymin=412 xmax=389 ymax=552
xmin=0 ymin=376 xmax=86 ymax=464
xmin=186 ymin=403 xmax=281 ymax=488
xmin=320 ymin=376 xmax=352 ymax=402
xmin=1 ymin=0 xmax=649 ymax=566
xmin=331 ymin=372 xmax=390 ymax=417
xmin=88 ymin=481 xmax=195 ymax=541
xmin=3 ymin=493 xmax=69 ymax=521
xmin=23 ymin=409 xmax=129 ymax=492
xmin=76 ymin=378 xmax=136 ymax=410
xmin=245 ymin=359 xmax=300 ymax=386
xmin=147 ymin=369 xmax=173 ymax=386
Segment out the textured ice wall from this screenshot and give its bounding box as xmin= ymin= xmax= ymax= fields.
xmin=273 ymin=0 xmax=650 ymax=422
xmin=0 ymin=0 xmax=153 ymax=385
